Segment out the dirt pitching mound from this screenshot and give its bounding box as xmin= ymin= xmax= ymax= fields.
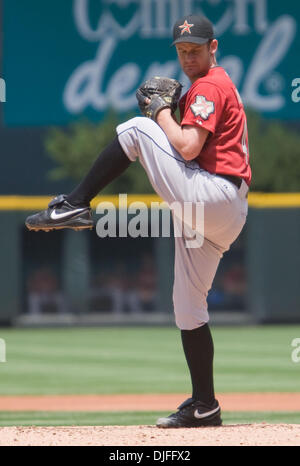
xmin=1 ymin=424 xmax=300 ymax=446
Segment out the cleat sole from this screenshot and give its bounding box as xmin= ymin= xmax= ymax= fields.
xmin=26 ymin=224 xmax=93 ymax=232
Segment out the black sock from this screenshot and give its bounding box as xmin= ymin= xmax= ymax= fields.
xmin=66 ymin=137 xmax=131 ymax=207
xmin=181 ymin=324 xmax=215 ymax=405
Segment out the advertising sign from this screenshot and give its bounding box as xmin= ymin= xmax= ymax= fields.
xmin=3 ymin=0 xmax=299 ymax=125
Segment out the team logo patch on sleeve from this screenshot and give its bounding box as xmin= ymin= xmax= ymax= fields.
xmin=190 ymin=95 xmax=215 ymax=120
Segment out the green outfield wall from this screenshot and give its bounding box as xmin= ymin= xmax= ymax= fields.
xmin=0 ymin=194 xmax=299 ymax=325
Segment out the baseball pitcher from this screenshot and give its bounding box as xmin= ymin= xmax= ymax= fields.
xmin=26 ymin=14 xmax=251 ymax=428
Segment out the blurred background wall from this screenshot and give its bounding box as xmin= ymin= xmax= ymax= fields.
xmin=0 ymin=0 xmax=299 ymax=326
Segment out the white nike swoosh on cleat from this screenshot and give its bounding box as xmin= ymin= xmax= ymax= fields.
xmin=50 ymin=208 xmax=85 ymax=220
xmin=194 ymin=406 xmax=220 ymax=419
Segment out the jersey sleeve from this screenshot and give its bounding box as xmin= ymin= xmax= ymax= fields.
xmin=181 ymin=82 xmax=226 ymax=134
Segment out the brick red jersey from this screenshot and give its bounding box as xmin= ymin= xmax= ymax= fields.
xmin=179 ymin=66 xmax=251 ymax=186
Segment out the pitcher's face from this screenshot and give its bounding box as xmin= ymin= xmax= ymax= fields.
xmin=176 ymin=39 xmax=218 ymax=82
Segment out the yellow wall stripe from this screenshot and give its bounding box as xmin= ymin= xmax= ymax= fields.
xmin=0 ymin=193 xmax=300 ymax=210
xmin=247 ymin=193 xmax=300 ymax=208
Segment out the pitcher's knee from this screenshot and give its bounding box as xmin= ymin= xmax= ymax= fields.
xmin=117 ymin=117 xmax=160 ymax=161
xmin=118 ymin=116 xmax=156 ymax=132
xmin=174 ymin=308 xmax=209 ymax=330
xmin=125 ymin=116 xmax=144 ymax=127
xmin=135 ymin=116 xmax=158 ymax=129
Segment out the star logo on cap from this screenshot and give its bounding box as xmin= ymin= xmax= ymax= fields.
xmin=179 ymin=20 xmax=194 ymax=35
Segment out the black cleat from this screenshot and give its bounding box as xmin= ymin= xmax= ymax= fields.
xmin=156 ymin=398 xmax=222 ymax=428
xmin=25 ymin=194 xmax=93 ymax=231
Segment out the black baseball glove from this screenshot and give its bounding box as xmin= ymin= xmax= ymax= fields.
xmin=136 ymin=76 xmax=183 ymax=121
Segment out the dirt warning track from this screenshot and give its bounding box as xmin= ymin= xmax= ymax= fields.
xmin=0 ymin=392 xmax=299 ymax=411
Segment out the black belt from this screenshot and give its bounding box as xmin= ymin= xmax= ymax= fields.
xmin=216 ymin=174 xmax=242 ymax=189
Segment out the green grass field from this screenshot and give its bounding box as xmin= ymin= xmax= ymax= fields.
xmin=0 ymin=326 xmax=299 ymax=394
xmin=0 ymin=411 xmax=299 ymax=427
xmin=0 ymin=325 xmax=299 ymax=426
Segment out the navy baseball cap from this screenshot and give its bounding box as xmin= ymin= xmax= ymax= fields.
xmin=172 ymin=14 xmax=214 ymax=46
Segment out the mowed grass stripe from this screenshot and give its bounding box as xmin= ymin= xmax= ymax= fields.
xmin=0 ymin=411 xmax=299 ymax=427
xmin=0 ymin=326 xmax=299 ymax=394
